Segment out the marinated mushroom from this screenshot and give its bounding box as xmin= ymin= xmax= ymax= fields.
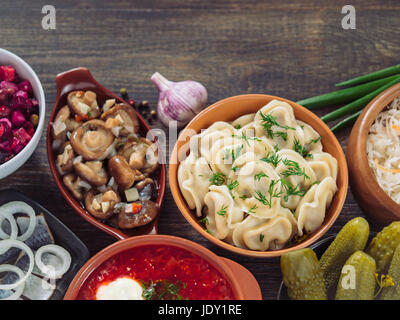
xmin=73 ymin=160 xmax=108 ymax=187
xmin=108 ymin=155 xmax=136 ymax=189
xmin=101 ymin=103 xmax=139 ymax=136
xmin=118 ymin=138 xmax=159 ymax=174
xmin=136 ymin=178 xmax=156 ymax=201
xmin=70 ymin=119 xmax=115 ymax=161
xmin=56 ymin=142 xmax=75 ymax=174
xmin=55 ymin=90 xmax=160 ymax=231
xmin=63 ymin=173 xmax=86 ymax=200
xmin=85 ymin=188 xmax=121 ymax=220
xmin=117 ymin=200 xmax=159 ymax=229
xmin=68 ymin=90 xmax=100 ymax=119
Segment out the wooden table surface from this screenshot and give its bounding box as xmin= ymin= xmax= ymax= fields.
xmin=1 ymin=0 xmax=400 ymax=300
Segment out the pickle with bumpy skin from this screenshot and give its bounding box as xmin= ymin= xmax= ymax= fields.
xmin=319 ymin=217 xmax=370 ymax=295
xmin=335 ymin=251 xmax=376 ymax=300
xmin=281 ymin=248 xmax=327 ymax=300
xmin=380 ymin=244 xmax=400 ymax=300
xmin=366 ymin=221 xmax=400 ymax=275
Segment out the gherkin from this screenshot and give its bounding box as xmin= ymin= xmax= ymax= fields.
xmin=335 ymin=251 xmax=376 ymax=300
xmin=380 ymin=243 xmax=400 ymax=300
xmin=366 ymin=221 xmax=400 ymax=275
xmin=281 ymin=248 xmax=327 ymax=300
xmin=319 ymin=217 xmax=370 ymax=295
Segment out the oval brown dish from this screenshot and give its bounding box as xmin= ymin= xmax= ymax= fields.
xmin=169 ymin=94 xmax=348 ymax=258
xmin=64 ymin=235 xmax=262 ymax=300
xmin=47 ymin=67 xmax=166 ymax=239
xmin=348 ymin=83 xmax=400 ymax=226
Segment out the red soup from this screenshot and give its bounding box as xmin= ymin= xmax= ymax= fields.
xmin=78 ymin=245 xmax=235 ymax=300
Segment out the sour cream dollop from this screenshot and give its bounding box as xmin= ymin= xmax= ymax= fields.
xmin=96 ymin=277 xmax=143 ymax=300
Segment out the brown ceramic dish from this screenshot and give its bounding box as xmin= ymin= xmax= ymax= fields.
xmin=64 ymin=234 xmax=262 ymax=300
xmin=169 ymin=94 xmax=348 ymax=258
xmin=347 ymin=83 xmax=400 ymax=226
xmin=47 ymin=67 xmax=166 ymax=240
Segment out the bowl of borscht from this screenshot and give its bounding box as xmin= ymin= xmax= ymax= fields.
xmin=64 ymin=235 xmax=262 ymax=300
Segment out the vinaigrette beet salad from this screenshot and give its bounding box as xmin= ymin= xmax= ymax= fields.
xmin=78 ymin=245 xmax=235 ymax=300
xmin=0 ymin=65 xmax=39 ymax=165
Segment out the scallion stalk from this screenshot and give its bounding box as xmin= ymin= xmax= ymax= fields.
xmin=335 ymin=64 xmax=400 ymax=87
xmin=321 ymin=76 xmax=400 ymax=123
xmin=331 ymin=110 xmax=362 ymax=133
xmin=297 ymin=74 xmax=400 ymax=109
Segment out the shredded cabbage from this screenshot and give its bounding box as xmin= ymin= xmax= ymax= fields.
xmin=367 ymin=96 xmax=400 ymax=203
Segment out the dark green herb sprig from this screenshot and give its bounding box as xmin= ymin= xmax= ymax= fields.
xmin=281 ymin=159 xmax=310 ymax=180
xmin=259 ymin=112 xmax=295 ymax=140
xmin=293 ymin=139 xmax=313 ymax=159
xmin=280 ymin=179 xmax=306 ymax=202
xmin=209 ymin=172 xmax=226 ymax=186
xmin=254 ymin=172 xmax=268 ymax=181
xmin=254 ymin=179 xmax=282 ymax=208
xmin=232 ymin=132 xmax=262 ymax=146
xmin=216 ymin=205 xmax=228 ymax=216
xmin=261 ymin=152 xmax=282 ymax=167
xmin=140 ymin=280 xmax=187 ymax=300
xmin=223 ymin=144 xmax=244 ymax=163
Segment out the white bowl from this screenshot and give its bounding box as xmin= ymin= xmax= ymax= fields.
xmin=0 ymin=48 xmax=46 ymax=179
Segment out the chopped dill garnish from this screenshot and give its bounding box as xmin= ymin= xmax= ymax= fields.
xmin=209 ymin=172 xmax=226 ymax=186
xmin=280 ymin=179 xmax=306 ymax=202
xmin=232 ymin=132 xmax=262 ymax=146
xmin=274 ymin=145 xmax=280 ymax=152
xmin=231 ymin=165 xmax=240 ymax=172
xmin=254 ymin=172 xmax=268 ymax=181
xmin=239 ymin=194 xmax=249 ymax=200
xmin=261 ymin=152 xmax=281 ymax=167
xmin=234 ymin=124 xmax=241 ymax=129
xmin=260 ymin=234 xmax=265 ymax=242
xmin=223 ymin=144 xmax=243 ymax=162
xmin=228 ymin=179 xmax=239 ymax=190
xmin=216 ymin=204 xmax=228 ymax=216
xmin=281 ymin=159 xmax=310 ymax=180
xmin=293 ymin=138 xmax=314 ymax=159
xmin=308 ymin=136 xmax=322 ymax=144
xmin=254 ymin=179 xmax=282 ymax=208
xmin=248 ymin=204 xmax=258 ymax=214
xmin=198 ymin=216 xmax=208 ymax=224
xmin=258 ymin=112 xmax=295 ymax=140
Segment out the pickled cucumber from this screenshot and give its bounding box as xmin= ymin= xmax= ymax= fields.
xmin=335 ymin=251 xmax=376 ymax=300
xmin=366 ymin=221 xmax=400 ymax=275
xmin=319 ymin=217 xmax=370 ymax=295
xmin=281 ymin=248 xmax=327 ymax=300
xmin=380 ymin=244 xmax=400 ymax=300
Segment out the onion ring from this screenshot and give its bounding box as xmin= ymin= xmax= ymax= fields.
xmin=0 ymin=210 xmax=18 ymax=255
xmin=0 ymin=240 xmax=34 ymax=290
xmin=0 ymin=264 xmax=25 ymax=300
xmin=0 ymin=201 xmax=37 ymax=242
xmin=35 ymin=244 xmax=72 ymax=279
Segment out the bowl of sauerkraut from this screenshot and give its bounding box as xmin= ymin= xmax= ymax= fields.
xmin=348 ymin=83 xmax=400 ymax=226
xmin=170 ymin=94 xmax=348 ymax=257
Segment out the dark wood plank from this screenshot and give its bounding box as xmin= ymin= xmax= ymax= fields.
xmin=1 ymin=0 xmax=399 ymax=300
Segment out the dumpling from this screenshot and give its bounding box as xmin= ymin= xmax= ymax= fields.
xmin=190 ymin=121 xmax=235 ymax=162
xmin=229 ymin=153 xmax=281 ymax=219
xmin=209 ymin=136 xmax=244 ymax=176
xmin=204 ymin=185 xmax=244 ymax=241
xmin=308 ymin=152 xmax=338 ymax=181
xmin=231 ymin=113 xmax=256 ymax=129
xmin=295 ymin=177 xmax=337 ymax=236
xmin=254 ymin=100 xmax=303 ymax=150
xmin=232 ymin=208 xmax=297 ymax=251
xmin=275 ymin=149 xmax=317 ymax=210
xmin=297 ymin=120 xmax=323 ymax=154
xmin=178 ymin=153 xmax=213 ymax=217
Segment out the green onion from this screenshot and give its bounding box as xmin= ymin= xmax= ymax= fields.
xmin=335 ymin=64 xmax=400 ymax=87
xmin=296 ymin=74 xmax=400 ymax=109
xmin=331 ymin=110 xmax=362 ymax=133
xmin=321 ymin=76 xmax=400 ymax=123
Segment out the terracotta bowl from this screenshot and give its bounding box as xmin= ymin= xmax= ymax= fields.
xmin=169 ymin=94 xmax=348 ymax=258
xmin=47 ymin=67 xmax=166 ymax=240
xmin=347 ymin=83 xmax=400 ymax=226
xmin=64 ymin=234 xmax=262 ymax=300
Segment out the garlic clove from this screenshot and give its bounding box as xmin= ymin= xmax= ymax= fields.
xmin=151 ymin=72 xmax=207 ymax=128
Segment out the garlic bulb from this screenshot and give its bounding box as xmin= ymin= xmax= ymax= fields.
xmin=151 ymin=72 xmax=207 ymax=128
